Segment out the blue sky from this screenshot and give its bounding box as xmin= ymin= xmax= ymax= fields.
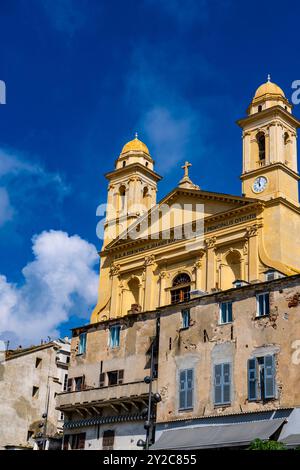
xmin=1 ymin=0 xmax=300 ymax=346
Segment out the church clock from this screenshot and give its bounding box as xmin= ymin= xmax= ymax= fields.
xmin=252 ymin=176 xmax=267 ymax=193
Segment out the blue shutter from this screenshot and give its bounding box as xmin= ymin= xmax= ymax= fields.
xmin=116 ymin=326 xmax=120 ymax=347
xmin=227 ymin=303 xmax=233 ymax=322
xmin=179 ymin=370 xmax=187 ymax=409
xmin=258 ymin=295 xmax=264 ymax=316
xmin=248 ymin=358 xmax=257 ymax=400
xmin=186 ymin=369 xmax=193 ymax=409
xmin=223 ymin=363 xmax=231 ymax=404
xmin=110 ymin=327 xmax=115 ymax=348
xmin=264 ymin=355 xmax=275 ymax=398
xmin=214 ymin=364 xmax=222 ymax=404
xmin=220 ymin=303 xmax=226 ymax=324
xmin=264 ymin=293 xmax=270 ymax=315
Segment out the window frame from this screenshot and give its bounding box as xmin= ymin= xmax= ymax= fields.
xmin=181 ymin=309 xmax=190 ymax=329
xmin=178 ymin=368 xmax=194 ymax=411
xmin=219 ymin=301 xmax=233 ymax=325
xmin=256 ymin=292 xmax=270 ymax=317
xmin=109 ymin=325 xmax=121 ymax=349
xmin=78 ymin=332 xmax=87 ymax=355
xmin=247 ymin=354 xmax=276 ymax=401
xmin=214 ymin=362 xmax=231 ymax=406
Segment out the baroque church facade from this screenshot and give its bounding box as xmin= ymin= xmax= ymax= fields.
xmin=57 ymin=79 xmax=300 ymax=450
xmin=91 ymin=77 xmax=300 ymax=324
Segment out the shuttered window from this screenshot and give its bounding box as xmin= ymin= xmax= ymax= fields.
xmin=179 ymin=369 xmax=194 ymax=410
xmin=248 ymin=355 xmax=275 ymax=401
xmin=248 ymin=358 xmax=257 ymax=401
xmin=103 ymin=430 xmax=115 ymax=450
xmin=214 ymin=363 xmax=231 ymax=405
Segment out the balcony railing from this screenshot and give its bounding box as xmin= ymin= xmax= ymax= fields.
xmin=56 ymin=380 xmax=156 ymax=410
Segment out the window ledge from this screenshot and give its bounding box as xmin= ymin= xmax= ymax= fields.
xmin=178 ymin=408 xmax=194 ymax=412
xmin=214 ymin=403 xmax=231 ymax=408
xmin=179 ymin=326 xmax=190 ymax=332
xmin=218 ymin=321 xmax=233 ymax=326
xmin=254 ymin=314 xmax=270 ymax=320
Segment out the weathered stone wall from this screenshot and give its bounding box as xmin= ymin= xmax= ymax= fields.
xmin=156 ymin=276 xmax=300 ymax=423
xmin=0 ymin=342 xmax=69 ymax=449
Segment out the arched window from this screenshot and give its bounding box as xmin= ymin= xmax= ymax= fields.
xmin=257 ymin=132 xmax=266 ymax=163
xmin=143 ymin=186 xmax=149 ymax=198
xmin=284 ymin=132 xmax=291 ymax=164
xmin=119 ymin=185 xmax=126 ymax=211
xmin=258 ymin=105 xmax=262 ymax=112
xmin=122 ymin=161 xmax=126 ymax=167
xmin=171 ymin=273 xmax=191 ymax=304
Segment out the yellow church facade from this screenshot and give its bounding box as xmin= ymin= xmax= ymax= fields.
xmin=91 ymin=78 xmax=300 ymax=324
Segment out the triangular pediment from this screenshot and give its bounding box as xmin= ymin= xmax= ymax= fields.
xmin=104 ymin=187 xmax=258 ymax=251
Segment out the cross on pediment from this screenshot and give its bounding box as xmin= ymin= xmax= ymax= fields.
xmin=182 ymin=161 xmax=192 ymax=178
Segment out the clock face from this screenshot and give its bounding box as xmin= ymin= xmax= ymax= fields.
xmin=253 ymin=176 xmax=267 ymax=193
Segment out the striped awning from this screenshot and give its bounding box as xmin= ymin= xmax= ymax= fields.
xmin=64 ymin=413 xmax=153 ymax=429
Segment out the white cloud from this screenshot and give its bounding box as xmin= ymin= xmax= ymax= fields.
xmin=0 ymin=230 xmax=98 ymax=346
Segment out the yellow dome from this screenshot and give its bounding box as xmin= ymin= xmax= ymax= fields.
xmin=121 ymin=136 xmax=150 ymax=155
xmin=254 ymin=80 xmax=285 ymax=99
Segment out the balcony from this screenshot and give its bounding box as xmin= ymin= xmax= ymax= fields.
xmin=56 ymin=380 xmax=157 ymax=412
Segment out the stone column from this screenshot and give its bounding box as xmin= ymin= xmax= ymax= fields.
xmin=159 ymin=271 xmax=168 ymax=307
xmin=109 ymin=263 xmax=121 ymax=318
xmin=143 ymin=255 xmax=156 ymax=311
xmin=243 ymin=131 xmax=251 ymax=173
xmin=246 ymin=224 xmax=259 ymax=282
xmin=193 ymin=253 xmax=204 ymax=291
xmin=205 ymin=237 xmax=216 ymax=292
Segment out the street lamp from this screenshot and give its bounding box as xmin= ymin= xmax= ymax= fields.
xmin=138 ymin=339 xmax=161 ymax=450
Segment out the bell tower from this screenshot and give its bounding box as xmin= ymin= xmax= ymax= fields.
xmin=103 ymin=134 xmax=162 ymax=246
xmin=238 ymin=76 xmax=300 ymax=206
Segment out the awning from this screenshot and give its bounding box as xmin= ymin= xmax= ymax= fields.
xmin=280 ymin=434 xmax=300 ymax=448
xmin=151 ymin=419 xmax=286 ymax=450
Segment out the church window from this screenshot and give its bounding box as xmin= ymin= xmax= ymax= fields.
xmin=171 ymin=273 xmax=191 ymax=304
xmin=257 ymin=132 xmax=266 ymax=162
xmin=122 ymin=161 xmax=126 ymax=167
xmin=258 ymin=105 xmax=262 ymax=112
xmin=119 ymin=185 xmax=126 ymax=211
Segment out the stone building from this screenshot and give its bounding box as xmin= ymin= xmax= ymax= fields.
xmin=56 ymin=78 xmax=300 ymax=449
xmin=0 ymin=338 xmax=70 ymax=450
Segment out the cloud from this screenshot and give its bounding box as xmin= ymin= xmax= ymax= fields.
xmin=0 ymin=230 xmax=98 ymax=346
xmin=0 ymin=148 xmax=69 ymax=228
xmin=40 ymin=0 xmax=88 ymax=36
